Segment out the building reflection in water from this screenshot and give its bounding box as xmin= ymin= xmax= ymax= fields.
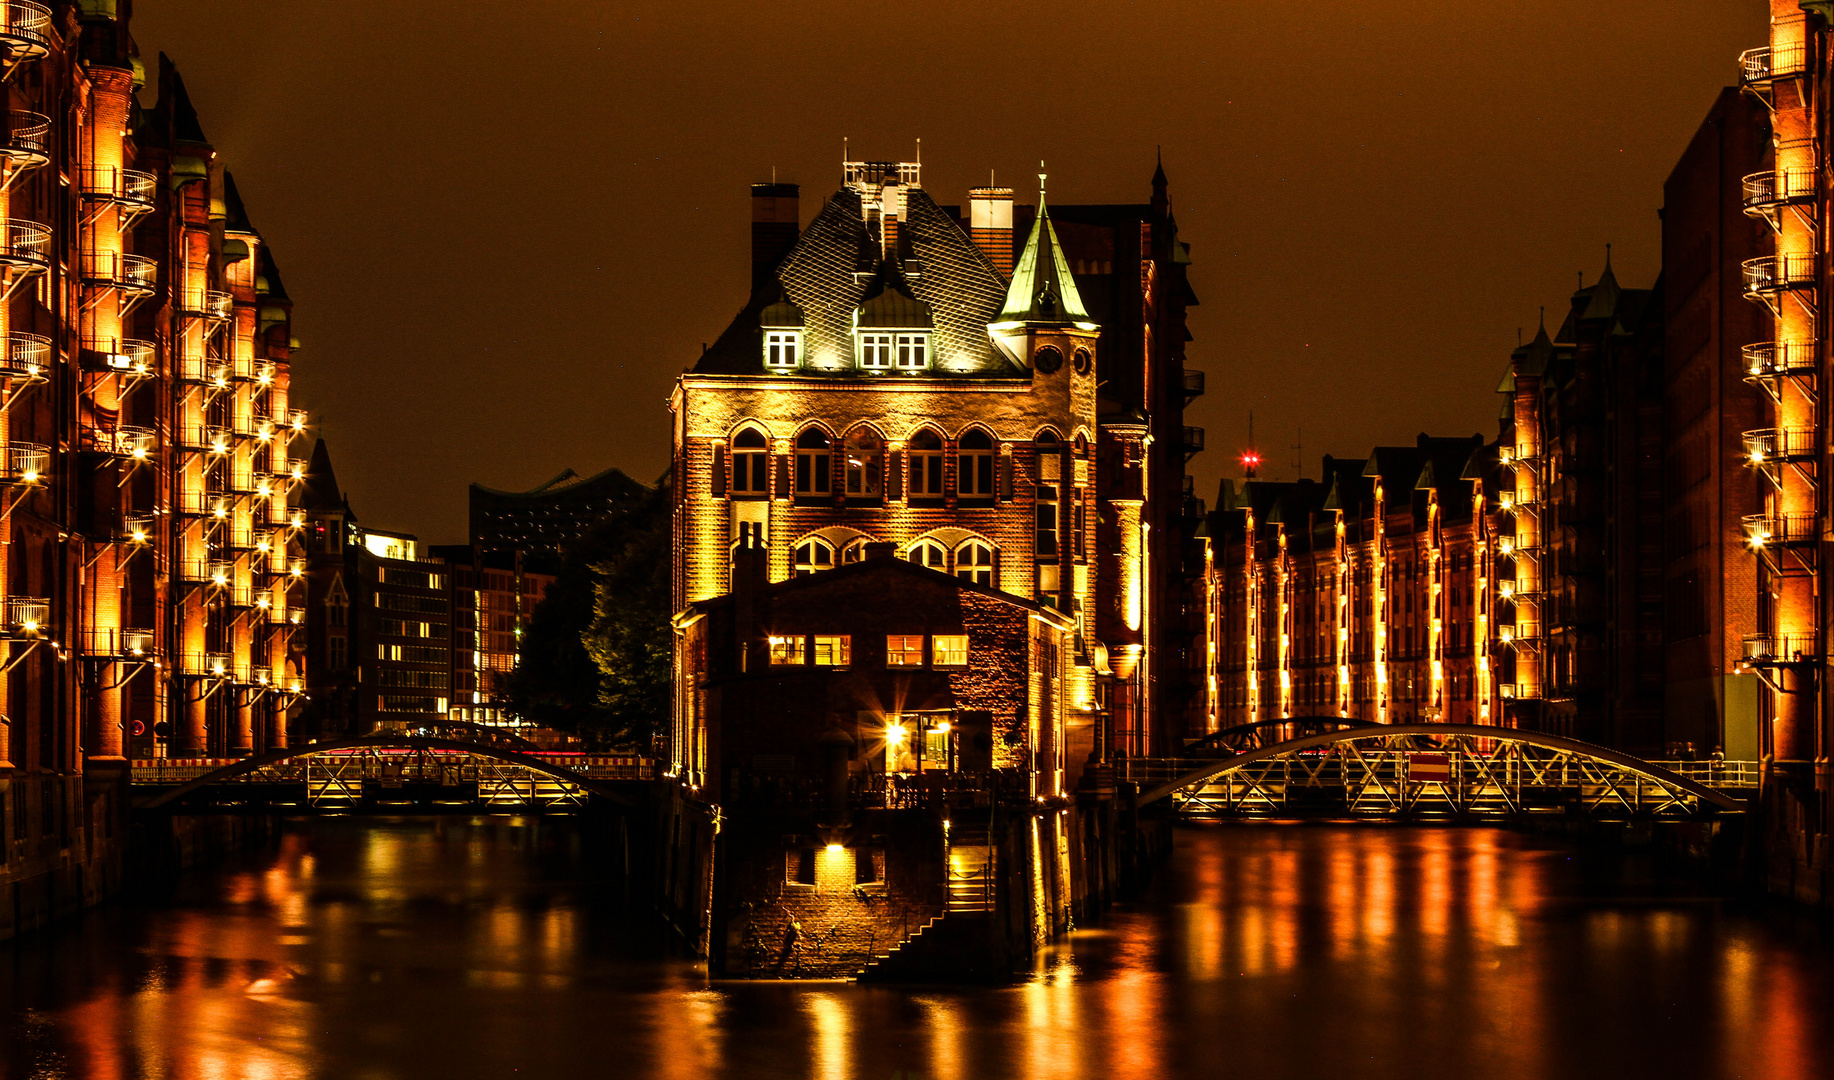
xmin=4 ymin=820 xmax=1833 ymax=1080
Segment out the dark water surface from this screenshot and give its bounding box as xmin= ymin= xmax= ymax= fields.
xmin=3 ymin=818 xmax=1832 ymax=1080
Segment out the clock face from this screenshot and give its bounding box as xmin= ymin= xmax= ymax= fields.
xmin=1072 ymin=348 xmax=1092 ymax=375
xmin=1034 ymin=345 xmax=1064 ymax=374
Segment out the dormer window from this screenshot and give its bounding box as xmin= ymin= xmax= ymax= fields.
xmin=859 ymin=333 xmax=893 ymax=370
xmin=896 ymin=333 xmax=928 ymax=370
xmin=765 ymin=331 xmax=800 ymax=368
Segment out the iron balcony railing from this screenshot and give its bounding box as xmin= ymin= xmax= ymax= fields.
xmin=175 ymin=490 xmax=231 ymax=518
xmin=3 ymin=596 xmax=48 ymax=637
xmin=1743 ymin=168 xmax=1816 ymax=214
xmin=179 ymin=424 xmax=235 ymax=454
xmin=1182 ymin=426 xmax=1205 ymax=451
xmin=178 ymin=560 xmax=236 ymax=587
xmin=1740 ymin=41 xmax=1808 ymax=86
xmin=82 ymin=337 xmax=156 ymax=375
xmin=0 ymin=2 xmax=53 ymax=62
xmin=80 ymin=628 xmax=156 ymax=658
xmin=252 ymin=360 xmax=275 ymax=387
xmin=1742 ymin=254 xmax=1816 ymax=298
xmin=1181 ymin=368 xmax=1205 ymax=398
xmin=1499 ymin=621 xmax=1541 ymax=644
xmin=80 ymin=166 xmax=157 ymax=213
xmin=1 ymin=110 xmax=49 ymax=168
xmin=79 ymin=251 xmax=156 ymax=294
xmin=1743 ymin=427 xmax=1817 ymax=464
xmin=1 ymin=331 xmax=48 ymax=382
xmin=1743 ymin=511 xmax=1818 ymax=547
xmin=180 ymin=288 xmax=234 ymax=321
xmin=1741 ymin=633 xmax=1817 ymax=664
xmin=119 ymin=515 xmax=154 ymax=545
xmin=0 ymin=441 xmax=47 ymax=484
xmin=86 ymin=423 xmax=156 ymax=460
xmin=0 ymin=218 xmax=49 ymax=274
xmin=178 ymin=652 xmax=234 ymax=678
xmin=1743 ymin=340 xmax=1815 ymax=379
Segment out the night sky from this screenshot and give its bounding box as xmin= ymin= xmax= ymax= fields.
xmin=128 ymin=1 xmax=1764 ymax=543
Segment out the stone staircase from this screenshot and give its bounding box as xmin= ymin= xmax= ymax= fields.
xmin=855 ymin=832 xmax=1002 ymax=982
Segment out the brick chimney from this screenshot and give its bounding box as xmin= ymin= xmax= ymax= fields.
xmin=968 ymin=186 xmax=1015 ymax=275
xmin=751 ymin=183 xmax=800 ymax=292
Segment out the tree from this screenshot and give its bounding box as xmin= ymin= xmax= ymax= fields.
xmin=503 ymin=484 xmax=671 ymax=751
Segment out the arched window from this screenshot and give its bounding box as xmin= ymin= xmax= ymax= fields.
xmin=795 ymin=428 xmax=831 ymax=496
xmin=907 ymin=540 xmax=947 ymax=571
xmin=840 ymin=539 xmax=869 ymax=564
xmin=955 ymin=541 xmax=995 ymax=587
xmin=794 ymin=538 xmax=834 ymax=577
xmin=957 ymin=430 xmax=994 ymax=498
xmin=844 ymin=429 xmax=881 ymax=498
xmin=1035 ymin=432 xmax=1061 ymax=557
xmin=732 ymin=428 xmax=768 ymax=495
xmin=909 ymin=429 xmax=944 ymax=497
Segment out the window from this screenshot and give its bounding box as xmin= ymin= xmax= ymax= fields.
xmin=909 ymin=429 xmax=945 ymax=497
xmin=854 ymin=848 xmax=885 ymax=884
xmin=907 ymin=540 xmax=946 ymax=571
xmin=955 ymin=541 xmax=994 ymax=587
xmin=732 ymin=428 xmax=769 ymax=494
xmin=957 ymin=430 xmax=995 ymax=497
xmin=795 ymin=429 xmax=831 ymax=495
xmin=933 ymin=634 xmax=968 ymax=667
xmin=327 ymin=599 xmax=347 ymax=628
xmin=887 ymin=635 xmax=924 ymax=667
xmin=328 ymin=635 xmax=346 ymax=671
xmin=1035 ymin=486 xmax=1059 ymax=557
xmin=812 ymin=635 xmax=851 ymax=666
xmin=794 ymin=539 xmax=834 ymax=576
xmin=765 ymin=330 xmax=800 ymax=368
xmin=769 ymin=636 xmax=806 ymax=665
xmin=844 ymin=429 xmax=881 ymax=498
xmin=788 ymin=849 xmax=816 ymax=886
xmin=895 ymin=333 xmax=928 ymax=370
xmin=859 ymin=332 xmax=893 ymax=369
xmin=840 ymin=539 xmax=868 ymax=564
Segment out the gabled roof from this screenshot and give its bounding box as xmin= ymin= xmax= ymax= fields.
xmin=998 ymin=186 xmax=1090 ymax=324
xmin=302 ymin=438 xmax=345 ymax=516
xmin=161 ymin=54 xmax=208 ymax=146
xmin=853 ymin=262 xmax=932 ymax=328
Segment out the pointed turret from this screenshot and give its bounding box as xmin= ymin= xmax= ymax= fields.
xmin=1151 ymin=148 xmax=1169 ymax=217
xmin=996 ymin=172 xmax=1089 ymax=326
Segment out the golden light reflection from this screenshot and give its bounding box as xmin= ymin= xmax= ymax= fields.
xmin=803 ymin=992 xmax=851 ymax=1080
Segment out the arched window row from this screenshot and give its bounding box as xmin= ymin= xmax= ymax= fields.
xmin=722 ymin=426 xmax=1093 ymax=503
xmin=792 ymin=534 xmax=999 ymax=587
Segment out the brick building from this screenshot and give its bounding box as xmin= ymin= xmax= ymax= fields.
xmin=432 ymin=543 xmax=552 ymax=727
xmin=0 ymin=6 xmax=309 ymax=938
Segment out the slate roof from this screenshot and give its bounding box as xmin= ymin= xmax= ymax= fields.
xmin=998 ymin=191 xmax=1089 ymax=324
xmin=693 ymin=186 xmax=1012 ymax=377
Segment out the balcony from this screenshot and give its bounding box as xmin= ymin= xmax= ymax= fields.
xmin=1741 ymin=633 xmax=1818 ymax=665
xmin=1742 ymin=340 xmax=1815 ymax=380
xmin=0 ymin=331 xmax=48 ymax=382
xmin=0 ymin=218 xmax=49 ymax=275
xmin=80 ymin=628 xmax=156 ymax=659
xmin=119 ymin=515 xmax=154 ymax=546
xmin=0 ymin=441 xmax=47 ymax=484
xmin=175 ymin=490 xmax=231 ymax=519
xmin=1182 ymin=426 xmax=1205 ymax=452
xmin=81 ymin=337 xmax=156 ymax=376
xmin=1739 ymin=41 xmax=1807 ymax=87
xmin=181 ymin=288 xmax=234 ymax=323
xmin=180 ymin=424 xmax=235 ymax=455
xmin=85 ymin=423 xmax=156 ymax=461
xmin=1743 ymin=427 xmax=1817 ymax=465
xmin=211 ymin=518 xmax=256 ymax=550
xmin=1743 ymin=168 xmax=1816 ymax=218
xmin=243 ymin=664 xmax=274 ymax=687
xmin=1742 ymin=254 xmax=1816 ymax=300
xmin=79 ymin=251 xmax=157 ymax=298
xmin=0 ymin=3 xmax=53 ymax=64
xmin=251 ymin=360 xmax=276 ymax=387
xmin=80 ymin=166 xmax=157 ymax=216
xmin=2 ymin=596 xmax=48 ymax=638
xmin=0 ymin=110 xmax=49 ymax=172
xmin=1744 ymin=511 xmax=1818 ymax=548
xmin=1498 ymin=621 xmax=1541 ymax=645
xmin=179 ymin=652 xmax=233 ymax=678
xmin=1181 ymin=368 xmax=1204 ymax=402
xmin=179 ymin=559 xmax=235 ymax=587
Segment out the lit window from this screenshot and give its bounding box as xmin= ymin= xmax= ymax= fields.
xmin=858 ymin=333 xmax=893 ymax=369
xmin=933 ymin=634 xmax=968 ymax=667
xmin=795 ymin=428 xmax=831 ymax=495
xmin=895 ymin=333 xmax=928 ymax=370
xmin=907 ymin=540 xmax=947 ymax=571
xmin=957 ymin=430 xmax=995 ymax=497
xmin=731 ymin=428 xmax=769 ymax=494
xmin=886 ymin=635 xmax=924 ymax=667
xmin=844 ymin=429 xmax=881 ymax=497
xmin=765 ymin=331 xmax=800 ymax=368
xmin=813 ymin=635 xmax=851 ymax=666
xmin=955 ymin=541 xmax=995 ymax=587
xmin=769 ymin=636 xmax=806 ymax=665
xmin=794 ymin=539 xmax=834 ymax=576
xmin=908 ymin=428 xmax=945 ymax=496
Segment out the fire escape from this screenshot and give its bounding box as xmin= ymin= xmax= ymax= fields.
xmin=1494 ymin=437 xmax=1543 ymax=702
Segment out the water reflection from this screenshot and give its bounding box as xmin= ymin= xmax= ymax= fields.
xmin=2 ymin=820 xmax=1833 ymax=1079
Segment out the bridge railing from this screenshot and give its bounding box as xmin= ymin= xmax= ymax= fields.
xmin=131 ymin=749 xmax=655 ymax=787
xmin=1119 ymin=755 xmax=1762 ymax=791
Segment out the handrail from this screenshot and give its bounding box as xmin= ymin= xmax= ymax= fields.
xmin=1743 ymin=341 xmax=1815 ymax=377
xmin=1 ymin=331 xmax=49 ymax=380
xmin=1741 ymin=632 xmax=1817 ymax=663
xmin=1743 ymin=168 xmax=1816 ymax=210
xmin=0 ymin=3 xmax=52 ymax=59
xmin=0 ymin=218 xmax=50 ymax=270
xmin=79 ymin=628 xmax=155 ymax=657
xmin=1743 ymin=511 xmax=1818 ymax=546
xmin=0 ymin=441 xmax=48 ymax=482
xmin=1743 ymin=254 xmax=1816 ymax=296
xmin=3 ymin=596 xmax=48 ymax=636
xmin=2 ymin=110 xmax=49 ymax=158
xmin=1742 ymin=426 xmax=1817 ymax=462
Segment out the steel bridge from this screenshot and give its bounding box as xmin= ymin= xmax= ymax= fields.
xmin=131 ymin=736 xmax=651 ymax=813
xmin=1121 ymin=723 xmax=1756 ymax=819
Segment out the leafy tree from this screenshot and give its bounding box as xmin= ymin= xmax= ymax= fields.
xmin=504 ymin=484 xmax=671 ymax=751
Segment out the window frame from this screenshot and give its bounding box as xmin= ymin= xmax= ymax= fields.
xmin=957 ymin=430 xmax=995 ymax=498
xmin=764 ymin=330 xmax=801 ymax=368
xmin=954 ymin=541 xmax=995 ymax=587
xmin=843 ymin=429 xmax=882 ymax=498
xmin=858 ymin=332 xmax=894 ymax=370
xmin=895 ymin=332 xmax=928 ymax=370
xmin=794 ymin=429 xmax=832 ymax=496
xmin=731 ymin=428 xmax=769 ymax=495
xmin=793 ymin=538 xmax=834 ymax=577
xmin=908 ymin=429 xmax=945 ymax=498
xmin=886 ymin=634 xmax=924 ymax=668
xmin=769 ymin=635 xmax=807 ymax=665
xmin=907 ymin=540 xmax=947 ymax=572
xmin=812 ymin=635 xmax=852 ymax=666
xmin=932 ymin=634 xmax=968 ymax=668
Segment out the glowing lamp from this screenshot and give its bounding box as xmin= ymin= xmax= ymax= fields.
xmin=887 ymin=722 xmax=908 ymax=746
xmin=825 ymin=843 xmax=844 ymax=854
xmin=211 ymin=572 xmax=228 ymax=586
xmin=935 ymin=721 xmax=950 ymax=734
xmin=22 ymin=470 xmax=38 ymax=483
xmin=131 ymin=529 xmax=147 ymax=544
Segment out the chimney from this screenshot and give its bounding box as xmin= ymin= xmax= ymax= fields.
xmin=968 ymin=186 xmax=1015 ymax=275
xmin=732 ymin=534 xmax=769 ymax=667
xmin=751 ymin=183 xmax=800 ymax=292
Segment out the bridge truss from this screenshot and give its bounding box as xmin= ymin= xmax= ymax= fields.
xmin=132 ymin=736 xmax=649 ymax=813
xmin=1123 ymin=724 xmax=1754 ymax=820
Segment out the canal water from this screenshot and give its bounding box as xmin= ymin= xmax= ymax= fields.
xmin=3 ymin=818 xmax=1833 ymax=1079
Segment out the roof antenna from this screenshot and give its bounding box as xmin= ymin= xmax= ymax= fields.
xmin=1039 ymin=160 xmax=1047 ymax=199
xmin=1577 ymin=270 xmax=1584 ymax=290
xmin=915 ymin=137 xmax=921 ymax=164
xmin=772 ymin=165 xmax=776 ymax=184
xmin=1517 ymin=327 xmax=1522 ymax=347
xmin=1605 ymin=241 xmax=1612 ymax=267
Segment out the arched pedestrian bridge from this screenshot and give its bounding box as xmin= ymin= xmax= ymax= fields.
xmin=132 ymin=736 xmax=651 ymax=813
xmin=1120 ymin=723 xmax=1756 ymax=819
